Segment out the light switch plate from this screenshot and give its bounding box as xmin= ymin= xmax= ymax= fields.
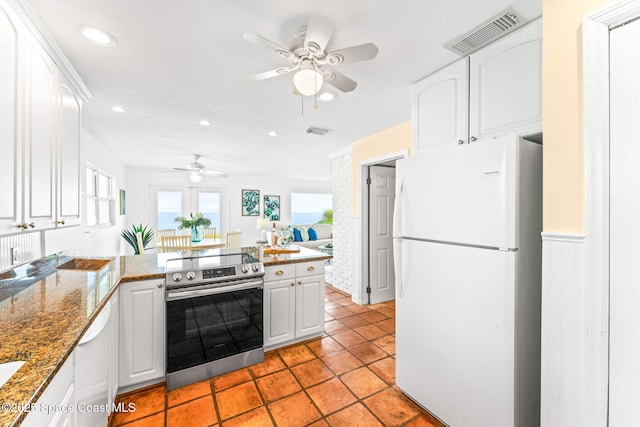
xmin=11 ymin=247 xmax=19 ymax=265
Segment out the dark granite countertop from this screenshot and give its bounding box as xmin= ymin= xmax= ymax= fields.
xmin=0 ymin=245 xmax=330 ymax=425
xmin=0 ymin=255 xmax=120 ymax=427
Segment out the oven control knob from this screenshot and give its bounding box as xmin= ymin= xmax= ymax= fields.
xmin=241 ymin=265 xmax=249 ymax=273
xmin=172 ymin=273 xmax=182 ymax=282
xmin=186 ymin=271 xmax=196 ymax=280
xmin=252 ymin=264 xmax=260 ymax=272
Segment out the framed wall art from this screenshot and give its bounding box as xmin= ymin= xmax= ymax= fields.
xmin=242 ymin=189 xmax=260 ymax=216
xmin=263 ymin=195 xmax=280 ymax=221
xmin=119 ymin=189 xmax=126 ymax=215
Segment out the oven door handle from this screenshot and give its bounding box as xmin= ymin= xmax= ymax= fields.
xmin=166 ymin=279 xmax=264 ymax=301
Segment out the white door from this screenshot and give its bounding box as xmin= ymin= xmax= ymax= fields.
xmin=295 ymin=274 xmax=324 ymax=337
xmin=469 ymin=19 xmax=542 ymax=140
xmin=412 ymin=58 xmax=469 ymax=152
xmin=368 ymin=165 xmax=396 ymax=304
xmin=609 ymin=19 xmax=640 ymax=426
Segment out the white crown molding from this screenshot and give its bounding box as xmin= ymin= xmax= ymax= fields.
xmin=541 ymin=232 xmax=586 ymax=243
xmin=7 ymin=0 xmax=92 ymax=102
xmin=327 ymin=145 xmax=352 ymax=159
xmin=587 ymin=0 xmax=640 ymax=27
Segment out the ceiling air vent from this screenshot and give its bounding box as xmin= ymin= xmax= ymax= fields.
xmin=444 ymin=8 xmax=524 ymax=56
xmin=305 ymin=127 xmax=330 ymax=136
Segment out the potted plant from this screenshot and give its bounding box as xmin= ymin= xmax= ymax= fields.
xmin=121 ymin=224 xmax=154 ymax=254
xmin=175 ymin=212 xmax=211 ymax=242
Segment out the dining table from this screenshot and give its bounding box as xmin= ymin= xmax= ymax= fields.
xmin=156 ymin=237 xmax=226 ymax=251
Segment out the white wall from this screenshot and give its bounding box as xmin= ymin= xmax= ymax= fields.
xmin=43 ymin=129 xmax=127 ymax=257
xmin=125 ymin=168 xmax=330 ymax=250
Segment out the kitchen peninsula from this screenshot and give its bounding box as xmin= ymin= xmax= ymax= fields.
xmin=0 ymin=246 xmax=330 ymax=426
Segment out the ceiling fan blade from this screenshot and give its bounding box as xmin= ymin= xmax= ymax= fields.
xmin=323 ymin=42 xmax=379 ymax=65
xmin=248 ymin=65 xmax=297 ymax=82
xmin=201 ymin=170 xmax=229 ymax=178
xmin=304 ymin=16 xmax=333 ymax=55
xmin=171 ymin=167 xmax=192 ymax=172
xmin=243 ymin=33 xmax=296 ymax=61
xmin=323 ymin=69 xmax=357 ymax=93
xmin=157 ymin=170 xmax=185 ymax=173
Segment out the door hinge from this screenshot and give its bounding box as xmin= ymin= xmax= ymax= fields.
xmin=366 ymin=177 xmax=372 ymax=185
xmin=366 ymin=287 xmax=371 ymax=294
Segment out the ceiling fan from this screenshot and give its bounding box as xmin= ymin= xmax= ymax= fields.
xmin=160 ymin=154 xmax=229 ymax=182
xmin=243 ymin=16 xmax=379 ymax=96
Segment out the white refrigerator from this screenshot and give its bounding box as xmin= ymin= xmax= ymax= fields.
xmin=393 ymin=135 xmax=542 ymax=427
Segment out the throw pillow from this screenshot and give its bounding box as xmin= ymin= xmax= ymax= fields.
xmin=308 ymin=227 xmax=318 ymax=241
xmin=299 ymin=226 xmax=310 ymax=241
xmin=293 ymin=228 xmax=302 ymax=242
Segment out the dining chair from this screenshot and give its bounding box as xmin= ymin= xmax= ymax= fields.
xmin=158 ymin=235 xmax=191 ymax=252
xmin=225 ymin=230 xmax=242 ymax=248
xmin=202 ymin=227 xmax=217 ymax=239
xmin=155 ymin=229 xmax=175 ymax=246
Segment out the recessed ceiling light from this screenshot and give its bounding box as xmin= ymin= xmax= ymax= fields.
xmin=318 ymin=92 xmax=335 ymax=102
xmin=80 ymin=26 xmax=117 ymax=46
xmin=198 ymin=119 xmax=212 ymax=127
xmin=268 ymin=131 xmax=278 ymax=137
xmin=111 ymin=105 xmax=125 ymax=113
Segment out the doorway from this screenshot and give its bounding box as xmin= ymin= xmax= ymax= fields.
xmin=358 ymin=150 xmax=407 ymax=305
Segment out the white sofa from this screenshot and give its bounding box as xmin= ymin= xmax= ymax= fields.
xmin=289 ymin=223 xmax=332 ymax=249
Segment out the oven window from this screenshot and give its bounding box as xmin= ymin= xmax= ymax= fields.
xmin=166 ymin=287 xmax=263 ymax=373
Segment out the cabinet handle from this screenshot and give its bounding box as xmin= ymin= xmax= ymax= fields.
xmin=458 ymin=139 xmax=464 ymax=145
xmin=307 ymin=266 xmax=315 ymax=272
xmin=17 ymin=223 xmax=27 ymax=230
xmin=290 ymin=283 xmax=294 ymax=287
xmin=470 ymin=136 xmax=477 ymax=142
xmin=28 ymin=222 xmax=35 ymax=228
xmin=57 ymin=220 xmax=65 ymax=225
xmin=157 ymin=283 xmax=163 ymax=288
xmin=298 ymin=281 xmax=302 ymax=285
xmin=275 ymin=270 xmax=284 ymax=276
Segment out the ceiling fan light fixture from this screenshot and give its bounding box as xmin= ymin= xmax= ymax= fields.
xmin=318 ymin=92 xmax=335 ymax=102
xmin=189 ymin=171 xmax=202 ymax=183
xmin=293 ymin=68 xmax=324 ymax=96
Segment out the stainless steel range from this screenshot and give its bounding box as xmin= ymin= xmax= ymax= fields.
xmin=164 ymin=252 xmax=264 ymax=390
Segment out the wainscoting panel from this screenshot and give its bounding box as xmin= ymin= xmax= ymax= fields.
xmin=540 ymin=234 xmax=589 ymax=427
xmin=0 ymin=232 xmax=43 ymax=273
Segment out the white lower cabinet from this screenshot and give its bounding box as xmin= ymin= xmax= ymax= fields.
xmin=74 ymin=290 xmax=118 ymax=426
xmin=21 ymin=347 xmax=75 ymax=427
xmin=118 ymin=279 xmax=165 ymax=390
xmin=264 ymin=261 xmax=324 ymax=348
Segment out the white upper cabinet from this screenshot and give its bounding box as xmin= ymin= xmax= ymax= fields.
xmin=0 ymin=3 xmax=22 ymax=235
xmin=57 ymin=79 xmax=82 ymax=227
xmin=23 ymin=33 xmax=56 ymax=231
xmin=412 ymin=58 xmax=469 ymax=152
xmin=469 ymin=19 xmax=542 ymax=141
xmin=412 ymin=18 xmax=542 ymax=155
xmin=0 ymin=0 xmax=87 ymax=236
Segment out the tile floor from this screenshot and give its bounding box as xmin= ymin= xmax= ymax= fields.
xmin=109 ymin=285 xmax=444 ymax=427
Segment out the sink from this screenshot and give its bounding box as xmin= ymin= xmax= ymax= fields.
xmin=57 ymin=258 xmax=110 ymax=271
xmin=0 ymin=361 xmax=25 ymax=389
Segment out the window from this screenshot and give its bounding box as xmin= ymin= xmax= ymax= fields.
xmin=152 ymin=187 xmax=224 ymax=236
xmin=86 ymin=164 xmax=113 ymax=227
xmin=290 ymin=193 xmax=333 ymax=225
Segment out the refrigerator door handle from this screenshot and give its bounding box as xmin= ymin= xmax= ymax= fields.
xmin=393 ymin=177 xmax=403 ymax=238
xmin=393 ymin=238 xmax=403 ymax=297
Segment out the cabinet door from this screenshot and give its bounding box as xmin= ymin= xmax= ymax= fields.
xmin=412 ymin=58 xmax=469 ymax=153
xmin=56 ymin=81 xmax=81 ymax=227
xmin=295 ymin=274 xmax=325 ymax=338
xmin=75 ymin=299 xmax=112 ymax=427
xmin=264 ymin=278 xmax=296 ymax=347
xmin=0 ymin=3 xmax=22 ymax=235
xmin=21 ymin=357 xmax=75 ymax=427
xmin=107 ymin=289 xmax=119 ymax=413
xmin=23 ymin=34 xmax=56 ymax=230
xmin=119 ymin=280 xmax=165 ymax=389
xmin=469 ymin=19 xmax=542 ymax=140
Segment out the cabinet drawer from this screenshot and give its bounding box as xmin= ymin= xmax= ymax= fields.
xmin=295 ymin=261 xmax=325 ymax=278
xmin=264 ymin=264 xmax=295 ymax=282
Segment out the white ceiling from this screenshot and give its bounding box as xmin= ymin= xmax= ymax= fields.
xmin=28 ymin=0 xmax=541 ymax=182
